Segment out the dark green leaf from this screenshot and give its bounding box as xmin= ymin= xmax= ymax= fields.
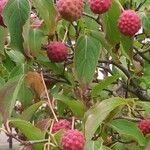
xmin=110 ymin=119 xmax=146 ymax=146
xmin=91 ymin=74 xmax=120 ymax=97
xmin=54 ymin=94 xmax=86 ymax=118
xmin=3 ymin=0 xmax=30 ymax=50
xmin=74 ymin=31 xmax=101 ymax=84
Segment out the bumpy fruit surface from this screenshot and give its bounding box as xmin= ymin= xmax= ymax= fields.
xmin=56 ymin=0 xmax=83 ymax=22
xmin=52 ymin=119 xmax=71 ymax=134
xmin=118 ymin=10 xmax=141 ymax=36
xmin=138 ymin=119 xmax=150 ymax=135
xmin=61 ymin=129 xmax=85 ymax=150
xmin=47 ymin=42 xmax=68 ymax=63
xmin=0 ymin=0 xmax=7 ymax=27
xmin=89 ymin=0 xmax=112 ymax=14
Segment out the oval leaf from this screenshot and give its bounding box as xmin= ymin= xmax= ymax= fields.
xmin=3 ymin=0 xmax=30 ymax=50
xmin=74 ymin=31 xmax=102 ymax=84
xmin=84 ymin=97 xmax=127 ymax=141
xmin=10 ymin=119 xmax=45 ymax=150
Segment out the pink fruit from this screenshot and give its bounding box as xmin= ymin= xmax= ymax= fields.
xmin=118 ymin=10 xmax=141 ymax=36
xmin=0 ymin=0 xmax=7 ymax=27
xmin=61 ymin=129 xmax=85 ymax=150
xmin=47 ymin=42 xmax=68 ymax=63
xmin=89 ymin=0 xmax=112 ymax=14
xmin=138 ymin=119 xmax=150 ymax=135
xmin=52 ymin=119 xmax=71 ymax=134
xmin=56 ymin=0 xmax=83 ymax=22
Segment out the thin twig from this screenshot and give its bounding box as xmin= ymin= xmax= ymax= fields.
xmin=41 ymin=72 xmax=58 ymax=122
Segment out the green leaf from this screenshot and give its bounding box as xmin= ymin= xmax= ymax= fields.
xmin=3 ymin=0 xmax=30 ymax=50
xmin=53 ymin=94 xmax=86 ymax=118
xmin=74 ymin=31 xmax=102 ymax=84
xmin=17 ymin=81 xmax=33 ymax=109
xmin=84 ymin=97 xmax=127 ymax=141
xmin=102 ymin=0 xmax=121 ymax=46
xmin=141 ymin=10 xmax=150 ymax=35
xmin=120 ymin=35 xmax=133 ymax=61
xmin=84 ymin=139 xmax=103 ymax=150
xmin=0 ymin=75 xmax=24 ymax=123
xmin=142 ymin=61 xmax=150 ymax=87
xmin=9 ymin=64 xmax=25 ymax=79
xmin=32 ymin=0 xmax=58 ymax=35
xmin=28 ymin=29 xmax=45 ymax=56
xmin=20 ymin=101 xmax=45 ymax=121
xmin=10 ymin=119 xmax=45 ymax=150
xmin=110 ymin=119 xmax=146 ymax=146
xmin=0 ymin=27 xmax=7 ymax=56
xmin=91 ymin=74 xmax=120 ymax=97
xmin=6 ymin=50 xmax=25 ymax=64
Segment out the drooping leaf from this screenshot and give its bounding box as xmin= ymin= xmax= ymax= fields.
xmin=20 ymin=101 xmax=45 ymax=121
xmin=102 ymin=0 xmax=122 ymax=46
xmin=110 ymin=119 xmax=146 ymax=146
xmin=74 ymin=31 xmax=102 ymax=84
xmin=91 ymin=74 xmax=120 ymax=97
xmin=84 ymin=97 xmax=127 ymax=141
xmin=3 ymin=0 xmax=30 ymax=50
xmin=10 ymin=119 xmax=45 ymax=150
xmin=0 ymin=75 xmax=24 ymax=123
xmin=54 ymin=94 xmax=86 ymax=118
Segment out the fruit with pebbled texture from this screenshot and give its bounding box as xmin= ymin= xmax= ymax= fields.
xmin=56 ymin=0 xmax=83 ymax=22
xmin=118 ymin=10 xmax=141 ymax=36
xmin=47 ymin=42 xmax=68 ymax=63
xmin=138 ymin=119 xmax=150 ymax=135
xmin=89 ymin=0 xmax=112 ymax=14
xmin=61 ymin=129 xmax=85 ymax=150
xmin=52 ymin=119 xmax=71 ymax=134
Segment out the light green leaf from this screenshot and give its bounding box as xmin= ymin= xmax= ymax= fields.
xmin=10 ymin=119 xmax=44 ymax=150
xmin=91 ymin=74 xmax=120 ymax=97
xmin=110 ymin=119 xmax=146 ymax=146
xmin=54 ymin=94 xmax=86 ymax=118
xmin=85 ymin=97 xmax=127 ymax=141
xmin=74 ymin=31 xmax=101 ymax=84
xmin=20 ymin=101 xmax=45 ymax=121
xmin=141 ymin=10 xmax=150 ymax=35
xmin=0 ymin=27 xmax=7 ymax=56
xmin=6 ymin=50 xmax=25 ymax=64
xmin=3 ymin=0 xmax=30 ymax=50
xmin=102 ymin=0 xmax=121 ymax=46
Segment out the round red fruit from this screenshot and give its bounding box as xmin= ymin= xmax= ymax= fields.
xmin=61 ymin=129 xmax=85 ymax=150
xmin=118 ymin=10 xmax=141 ymax=36
xmin=56 ymin=0 xmax=83 ymax=22
xmin=89 ymin=0 xmax=112 ymax=14
xmin=47 ymin=42 xmax=68 ymax=63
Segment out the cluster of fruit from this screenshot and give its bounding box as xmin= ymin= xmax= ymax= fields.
xmin=47 ymin=0 xmax=141 ymax=63
xmin=52 ymin=119 xmax=85 ymax=150
xmin=51 ymin=119 xmax=150 ymax=150
xmin=0 ymin=0 xmax=141 ymax=63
